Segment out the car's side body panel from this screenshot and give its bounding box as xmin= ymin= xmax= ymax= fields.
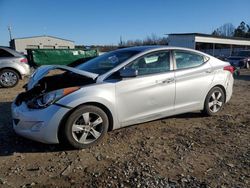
xmin=173 ymin=62 xmax=215 ymax=113
xmin=115 ymin=72 xmax=175 ymax=127
xmin=57 ymin=82 xmax=121 ymax=129
xmin=208 ymin=58 xmax=234 ymax=102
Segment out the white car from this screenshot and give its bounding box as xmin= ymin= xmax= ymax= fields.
xmin=12 ymin=46 xmax=234 ymax=149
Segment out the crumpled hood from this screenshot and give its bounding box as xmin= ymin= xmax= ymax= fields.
xmin=27 ymin=65 xmax=98 ymax=90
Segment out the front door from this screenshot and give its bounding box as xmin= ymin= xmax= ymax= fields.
xmin=115 ymin=50 xmax=176 ymax=126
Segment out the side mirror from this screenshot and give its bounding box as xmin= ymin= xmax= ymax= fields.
xmin=119 ymin=67 xmax=138 ymax=78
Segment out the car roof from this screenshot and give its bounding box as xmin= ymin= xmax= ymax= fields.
xmin=0 ymin=46 xmax=23 ymax=57
xmin=116 ymin=45 xmax=204 ymax=52
xmin=115 ymin=46 xmax=212 ymax=57
xmin=117 ymin=46 xmax=162 ymax=51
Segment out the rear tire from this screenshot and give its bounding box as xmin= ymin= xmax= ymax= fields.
xmin=0 ymin=69 xmax=19 ymax=88
xmin=202 ymin=87 xmax=225 ymax=116
xmin=63 ymin=105 xmax=109 ymax=149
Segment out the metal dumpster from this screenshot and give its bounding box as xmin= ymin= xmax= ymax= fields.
xmin=27 ymin=49 xmax=98 ymax=67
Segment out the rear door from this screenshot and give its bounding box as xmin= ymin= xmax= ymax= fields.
xmin=173 ymin=50 xmax=215 ymax=112
xmin=115 ymin=50 xmax=175 ymax=126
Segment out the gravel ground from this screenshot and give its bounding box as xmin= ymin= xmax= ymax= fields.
xmin=0 ymin=70 xmax=249 ymax=188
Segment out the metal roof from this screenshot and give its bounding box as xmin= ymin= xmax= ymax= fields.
xmin=167 ymin=33 xmax=250 ymax=41
xmin=12 ymin=35 xmax=74 ymax=42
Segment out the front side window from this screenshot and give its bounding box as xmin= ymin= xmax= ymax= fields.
xmin=174 ymin=51 xmax=208 ymax=69
xmin=126 ymin=51 xmax=170 ymax=76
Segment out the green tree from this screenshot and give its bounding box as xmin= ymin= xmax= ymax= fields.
xmin=234 ymin=21 xmax=250 ymax=38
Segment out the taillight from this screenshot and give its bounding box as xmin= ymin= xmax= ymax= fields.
xmin=223 ymin=65 xmax=234 ymax=74
xmin=20 ymin=58 xmax=28 ymax=63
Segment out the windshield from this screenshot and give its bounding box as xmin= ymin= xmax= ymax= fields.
xmin=236 ymin=51 xmax=250 ymax=57
xmin=77 ymin=49 xmax=140 ymax=74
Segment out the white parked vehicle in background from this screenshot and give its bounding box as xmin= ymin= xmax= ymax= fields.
xmin=12 ymin=46 xmax=234 ymax=149
xmin=0 ymin=47 xmax=30 ymax=87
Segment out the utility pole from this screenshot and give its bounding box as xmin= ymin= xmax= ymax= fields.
xmin=8 ymin=25 xmax=13 ymax=41
xmin=119 ymin=36 xmax=123 ymax=46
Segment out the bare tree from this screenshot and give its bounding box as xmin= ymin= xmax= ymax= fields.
xmin=212 ymin=23 xmax=235 ymax=37
xmin=121 ymin=34 xmax=167 ymax=47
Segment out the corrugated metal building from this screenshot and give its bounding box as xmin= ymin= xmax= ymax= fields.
xmin=10 ymin=35 xmax=75 ymax=54
xmin=168 ymin=33 xmax=250 ymax=57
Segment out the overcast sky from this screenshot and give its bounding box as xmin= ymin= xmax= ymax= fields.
xmin=0 ymin=0 xmax=250 ymax=46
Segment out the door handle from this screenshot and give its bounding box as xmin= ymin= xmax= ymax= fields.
xmin=205 ymin=69 xmax=213 ymax=73
xmin=165 ymin=78 xmax=175 ymax=83
xmin=156 ymin=78 xmax=175 ymax=84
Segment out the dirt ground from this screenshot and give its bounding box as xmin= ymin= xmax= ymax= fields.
xmin=0 ymin=70 xmax=249 ymax=188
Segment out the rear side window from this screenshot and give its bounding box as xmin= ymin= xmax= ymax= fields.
xmin=174 ymin=50 xmax=208 ymax=69
xmin=0 ymin=49 xmax=14 ymax=57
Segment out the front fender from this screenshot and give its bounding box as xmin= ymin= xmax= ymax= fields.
xmin=56 ymin=84 xmax=121 ymax=129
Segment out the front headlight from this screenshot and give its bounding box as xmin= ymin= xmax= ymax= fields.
xmin=36 ymin=91 xmax=58 ymax=107
xmin=27 ymin=86 xmax=80 ymax=109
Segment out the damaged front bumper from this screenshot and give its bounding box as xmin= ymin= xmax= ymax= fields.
xmin=11 ymin=99 xmax=70 ymax=144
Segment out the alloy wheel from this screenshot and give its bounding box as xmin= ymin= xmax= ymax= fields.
xmin=208 ymin=91 xmax=223 ymax=113
xmin=71 ymin=112 xmax=103 ymax=144
xmin=0 ymin=71 xmax=18 ymax=87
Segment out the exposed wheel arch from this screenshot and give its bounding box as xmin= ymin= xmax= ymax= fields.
xmin=204 ymin=85 xmax=226 ymax=106
xmin=203 ymin=84 xmax=226 ymax=111
xmin=57 ymin=102 xmax=114 ymax=144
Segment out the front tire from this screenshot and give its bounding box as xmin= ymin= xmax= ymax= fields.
xmin=63 ymin=105 xmax=109 ymax=149
xmin=203 ymin=87 xmax=225 ymax=116
xmin=0 ymin=69 xmax=19 ymax=88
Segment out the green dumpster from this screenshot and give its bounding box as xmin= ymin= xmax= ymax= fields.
xmin=27 ymin=49 xmax=98 ymax=67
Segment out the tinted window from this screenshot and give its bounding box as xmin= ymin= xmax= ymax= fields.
xmin=174 ymin=51 xmax=207 ymax=69
xmin=0 ymin=49 xmax=14 ymax=57
xmin=77 ymin=50 xmax=140 ymax=74
xmin=126 ymin=51 xmax=170 ymax=76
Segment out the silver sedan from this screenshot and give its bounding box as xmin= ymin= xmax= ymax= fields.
xmin=12 ymin=46 xmax=234 ymax=148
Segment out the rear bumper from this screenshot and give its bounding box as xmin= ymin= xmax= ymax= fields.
xmin=20 ymin=63 xmax=31 ymax=77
